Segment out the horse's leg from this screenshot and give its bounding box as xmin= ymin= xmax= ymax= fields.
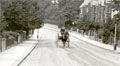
xmin=68 ymin=39 xmax=70 ymax=48
xmin=63 ymin=41 xmax=65 ymax=48
xmin=68 ymin=41 xmax=70 ymax=47
xmin=56 ymin=38 xmax=59 ymax=47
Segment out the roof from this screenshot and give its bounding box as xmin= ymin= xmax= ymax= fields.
xmin=80 ymin=0 xmax=112 ymax=7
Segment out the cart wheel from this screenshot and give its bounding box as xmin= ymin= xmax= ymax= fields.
xmin=56 ymin=33 xmax=59 ymax=47
xmin=57 ymin=39 xmax=59 ymax=47
xmin=56 ymin=42 xmax=58 ymax=47
xmin=68 ymin=39 xmax=70 ymax=48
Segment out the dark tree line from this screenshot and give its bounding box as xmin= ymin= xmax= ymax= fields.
xmin=0 ymin=0 xmax=49 ymax=38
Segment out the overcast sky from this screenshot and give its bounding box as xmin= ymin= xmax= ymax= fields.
xmin=51 ymin=0 xmax=58 ymax=4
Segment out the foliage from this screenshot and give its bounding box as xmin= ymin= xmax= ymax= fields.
xmin=0 ymin=21 xmax=7 ymax=32
xmin=112 ymin=0 xmax=120 ymax=40
xmin=64 ymin=20 xmax=73 ymax=29
xmin=111 ymin=0 xmax=120 ymax=11
xmin=0 ymin=0 xmax=47 ymax=32
xmin=102 ymin=18 xmax=114 ymax=43
xmin=78 ymin=18 xmax=115 ymax=44
xmin=58 ymin=0 xmax=84 ymax=25
xmin=78 ymin=20 xmax=99 ymax=32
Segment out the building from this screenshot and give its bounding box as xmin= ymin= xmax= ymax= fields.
xmin=80 ymin=0 xmax=112 ymax=26
xmin=0 ymin=2 xmax=2 ymax=23
xmin=0 ymin=2 xmax=1 ymax=18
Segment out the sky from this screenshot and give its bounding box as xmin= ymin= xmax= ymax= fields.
xmin=51 ymin=0 xmax=58 ymax=4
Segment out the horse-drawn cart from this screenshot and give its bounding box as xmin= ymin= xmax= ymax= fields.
xmin=56 ymin=32 xmax=70 ymax=48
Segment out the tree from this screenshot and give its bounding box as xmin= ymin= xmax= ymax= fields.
xmin=102 ymin=18 xmax=114 ymax=44
xmin=58 ymin=0 xmax=84 ymax=27
xmin=112 ymin=0 xmax=120 ymax=11
xmin=0 ymin=0 xmax=50 ymax=38
xmin=65 ymin=20 xmax=72 ymax=29
xmin=1 ymin=0 xmax=46 ymax=32
xmin=111 ymin=0 xmax=120 ymax=45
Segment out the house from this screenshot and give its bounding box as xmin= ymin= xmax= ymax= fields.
xmin=80 ymin=0 xmax=112 ymax=26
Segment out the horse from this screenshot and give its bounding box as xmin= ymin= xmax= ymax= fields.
xmin=57 ymin=31 xmax=69 ymax=47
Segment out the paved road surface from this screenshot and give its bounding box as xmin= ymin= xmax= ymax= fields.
xmin=20 ymin=26 xmax=120 ymax=66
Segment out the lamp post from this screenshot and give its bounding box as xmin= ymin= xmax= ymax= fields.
xmin=37 ymin=29 xmax=39 ymax=39
xmin=113 ymin=14 xmax=119 ymax=50
xmin=71 ymin=22 xmax=75 ymax=31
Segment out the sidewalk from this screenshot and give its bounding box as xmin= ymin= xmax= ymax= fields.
xmin=70 ymin=31 xmax=120 ymax=53
xmin=0 ymin=30 xmax=40 ymax=66
xmin=43 ymin=24 xmax=120 ymax=53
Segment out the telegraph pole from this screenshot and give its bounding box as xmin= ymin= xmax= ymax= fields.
xmin=114 ymin=24 xmax=117 ymax=50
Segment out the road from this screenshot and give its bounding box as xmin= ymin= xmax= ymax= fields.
xmin=20 ymin=25 xmax=120 ymax=66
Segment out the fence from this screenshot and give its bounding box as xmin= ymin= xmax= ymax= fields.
xmin=0 ymin=31 xmax=27 ymax=52
xmin=6 ymin=36 xmax=15 ymax=48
